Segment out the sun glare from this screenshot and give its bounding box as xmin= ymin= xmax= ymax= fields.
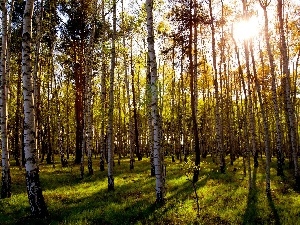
xmin=233 ymin=17 xmax=259 ymax=41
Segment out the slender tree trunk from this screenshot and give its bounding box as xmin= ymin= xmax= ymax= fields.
xmin=1 ymin=0 xmax=12 ymax=199
xmin=244 ymin=39 xmax=254 ymax=190
xmin=126 ymin=60 xmax=134 ymax=169
xmin=130 ymin=39 xmax=141 ymax=161
xmin=74 ymin=61 xmax=84 ymax=164
xmin=107 ymin=0 xmax=116 ymax=191
xmin=45 ymin=58 xmax=52 ymax=165
xmin=121 ymin=0 xmax=134 ymax=170
xmin=188 ymin=0 xmax=201 ymax=183
xmin=99 ymin=0 xmax=106 ymax=172
xmin=66 ymin=76 xmax=70 ymax=159
xmin=14 ymin=57 xmax=22 ymax=166
xmin=277 ymin=0 xmax=299 ymax=188
xmin=22 ymin=0 xmax=48 ymax=217
xmin=209 ymin=0 xmax=224 ymax=173
xmin=147 ymin=54 xmax=155 ymax=176
xmin=256 ymin=44 xmax=272 ymax=194
xmin=259 ymin=0 xmax=284 ymax=176
xmin=146 ymin=0 xmax=165 ymax=203
xmin=85 ymin=0 xmax=97 ymax=176
xmin=33 ymin=0 xmax=43 ymax=162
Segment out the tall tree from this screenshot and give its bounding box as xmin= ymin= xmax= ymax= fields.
xmin=188 ymin=0 xmax=201 ymax=182
xmin=99 ymin=0 xmax=106 ymax=172
xmin=59 ymin=0 xmax=89 ymax=164
xmin=209 ymin=0 xmax=224 ymax=173
xmin=259 ymin=0 xmax=284 ymax=176
xmin=107 ymin=0 xmax=116 ymax=191
xmin=277 ymin=0 xmax=299 ymax=188
xmin=22 ymin=0 xmax=48 ymax=217
xmin=1 ymin=0 xmax=12 ymax=198
xmin=32 ymin=0 xmax=43 ymax=161
xmin=84 ymin=0 xmax=97 ymax=176
xmin=146 ymin=0 xmax=165 ymax=203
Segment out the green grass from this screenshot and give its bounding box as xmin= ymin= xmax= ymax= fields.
xmin=1 ymin=156 xmax=299 ymax=225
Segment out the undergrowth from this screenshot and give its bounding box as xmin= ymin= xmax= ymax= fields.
xmin=0 ymin=156 xmax=299 ymax=225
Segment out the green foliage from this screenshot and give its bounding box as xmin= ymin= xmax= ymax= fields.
xmin=1 ymin=156 xmax=299 ymax=225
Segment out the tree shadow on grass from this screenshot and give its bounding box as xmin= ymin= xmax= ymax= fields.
xmin=50 ymin=178 xmax=160 ymax=225
xmin=13 ymin=176 xmax=158 ymax=225
xmin=242 ymin=166 xmax=281 ymax=225
xmin=242 ymin=167 xmax=259 ymax=225
xmin=266 ymin=193 xmax=280 ymax=225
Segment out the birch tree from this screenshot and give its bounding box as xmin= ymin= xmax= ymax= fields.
xmin=146 ymin=0 xmax=165 ymax=203
xmin=84 ymin=0 xmax=97 ymax=176
xmin=32 ymin=0 xmax=43 ymax=161
xmin=277 ymin=0 xmax=299 ymax=188
xmin=22 ymin=0 xmax=48 ymax=216
xmin=1 ymin=0 xmax=11 ymax=198
xmin=107 ymin=0 xmax=116 ymax=191
xmin=99 ymin=0 xmax=106 ymax=172
xmin=208 ymin=0 xmax=224 ymax=173
xmin=259 ymin=0 xmax=284 ymax=176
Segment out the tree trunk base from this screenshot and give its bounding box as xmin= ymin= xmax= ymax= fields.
xmin=193 ymin=168 xmax=199 ymax=183
xmin=100 ymin=159 xmax=105 ymax=171
xmin=46 ymin=153 xmax=52 ymax=164
xmin=137 ymin=155 xmax=142 ymax=161
xmin=295 ymin=175 xmax=300 ymax=192
xmin=108 ymin=175 xmax=114 ymax=191
xmin=25 ymin=169 xmax=48 ymax=218
xmin=184 ymin=155 xmax=188 ymax=163
xmin=1 ymin=169 xmax=12 ymax=198
xmin=276 ymin=167 xmax=284 ymax=176
xmin=220 ymin=165 xmax=226 ymax=174
xmin=155 ymin=191 xmax=165 ymax=204
xmin=88 ymin=159 xmax=93 ymax=175
xmin=130 ymin=159 xmax=134 ymax=170
xmin=171 ymin=155 xmax=175 ymax=162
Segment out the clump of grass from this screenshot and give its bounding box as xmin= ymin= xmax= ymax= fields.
xmin=0 ymin=156 xmax=299 ymax=225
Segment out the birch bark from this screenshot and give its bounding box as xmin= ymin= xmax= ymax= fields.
xmin=277 ymin=0 xmax=299 ymax=187
xmin=107 ymin=0 xmax=116 ymax=191
xmin=22 ymin=0 xmax=48 ymax=216
xmin=84 ymin=0 xmax=97 ymax=176
xmin=146 ymin=0 xmax=165 ymax=202
xmin=259 ymin=0 xmax=284 ymax=176
xmin=1 ymin=0 xmax=11 ymax=198
xmin=209 ymin=0 xmax=224 ymax=173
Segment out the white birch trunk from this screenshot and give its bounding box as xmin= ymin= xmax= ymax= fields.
xmin=100 ymin=65 xmax=106 ymax=171
xmin=32 ymin=0 xmax=43 ymax=162
xmin=107 ymin=0 xmax=116 ymax=191
xmin=146 ymin=0 xmax=165 ymax=202
xmin=99 ymin=0 xmax=106 ymax=172
xmin=277 ymin=0 xmax=299 ymax=188
xmin=209 ymin=0 xmax=224 ymax=173
xmin=85 ymin=0 xmax=97 ymax=175
xmin=1 ymin=0 xmax=11 ymax=199
xmin=259 ymin=0 xmax=284 ymax=176
xmin=124 ymin=49 xmax=134 ymax=170
xmin=22 ymin=0 xmax=47 ymax=216
xmin=256 ymin=44 xmax=272 ymax=193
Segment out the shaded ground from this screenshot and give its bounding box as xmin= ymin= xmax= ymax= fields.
xmin=1 ymin=156 xmax=299 ymax=225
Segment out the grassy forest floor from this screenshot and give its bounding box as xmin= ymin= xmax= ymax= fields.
xmin=1 ymin=155 xmax=300 ymax=225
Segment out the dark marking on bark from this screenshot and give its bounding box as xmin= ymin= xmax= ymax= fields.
xmin=25 ymin=168 xmax=48 ymax=218
xmin=1 ymin=169 xmax=12 ymax=198
xmin=108 ymin=175 xmax=114 ymax=191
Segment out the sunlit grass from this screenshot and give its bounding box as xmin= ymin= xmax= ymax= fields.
xmin=0 ymin=155 xmax=299 ymax=224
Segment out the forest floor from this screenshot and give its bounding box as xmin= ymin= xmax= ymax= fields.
xmin=0 ymin=155 xmax=299 ymax=225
